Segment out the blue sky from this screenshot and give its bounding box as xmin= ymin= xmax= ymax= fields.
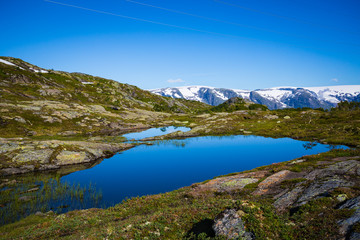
xmin=1 ymin=0 xmax=359 ymax=90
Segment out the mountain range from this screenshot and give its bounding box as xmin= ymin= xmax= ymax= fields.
xmin=150 ymin=85 xmax=360 ymax=110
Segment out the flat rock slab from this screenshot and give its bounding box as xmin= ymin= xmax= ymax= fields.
xmin=273 ymin=186 xmax=305 ymax=212
xmin=13 ymin=149 xmax=53 ymax=164
xmin=194 ymin=171 xmax=267 ymax=193
xmin=253 ymin=170 xmax=292 ymax=195
xmin=55 ymin=151 xmax=89 ymax=165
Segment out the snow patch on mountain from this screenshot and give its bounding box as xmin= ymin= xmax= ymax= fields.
xmin=0 ymin=59 xmax=16 ymax=66
xmin=150 ymin=85 xmax=360 ymax=110
xmin=305 ymin=85 xmax=360 ymax=103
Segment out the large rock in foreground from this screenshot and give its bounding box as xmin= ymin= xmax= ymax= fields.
xmin=213 ymin=209 xmax=254 ymax=240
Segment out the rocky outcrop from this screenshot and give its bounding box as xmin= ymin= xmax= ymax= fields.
xmin=294 ymin=177 xmax=354 ymax=207
xmin=55 ymin=151 xmax=89 ymax=165
xmin=0 ymin=138 xmax=134 ymax=176
xmin=338 ymin=196 xmax=360 ymax=236
xmin=253 ymin=170 xmax=292 ymax=195
xmin=192 ymin=171 xmax=267 ymax=194
xmin=190 ymin=155 xmax=360 ymax=239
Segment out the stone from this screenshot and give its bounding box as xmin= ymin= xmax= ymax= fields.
xmin=213 ymin=209 xmax=254 ymax=240
xmin=0 ymin=142 xmax=20 ymax=153
xmin=220 ymin=178 xmax=259 ymax=190
xmin=295 ymin=177 xmax=354 ymax=206
xmin=273 ymin=186 xmax=305 ymax=211
xmin=288 ymin=159 xmax=306 ymax=165
xmin=41 ymin=115 xmax=62 ymax=123
xmin=38 ymin=88 xmax=62 ymax=96
xmin=337 ymin=194 xmax=348 ymax=202
xmin=253 ymin=170 xmax=292 ymax=195
xmin=13 ymin=149 xmax=53 ymax=164
xmin=14 ymin=116 xmax=26 ymax=123
xmin=305 ymin=160 xmax=360 ymax=180
xmin=55 ymin=151 xmax=89 ymax=165
xmin=90 ymin=105 xmax=106 ymax=112
xmin=264 ymin=114 xmax=279 ymax=120
xmin=338 ymin=196 xmax=360 ymax=235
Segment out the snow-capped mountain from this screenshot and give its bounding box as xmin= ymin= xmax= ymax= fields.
xmin=150 ymin=85 xmax=360 ymax=110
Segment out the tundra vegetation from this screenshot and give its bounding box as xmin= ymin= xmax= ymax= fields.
xmin=0 ymin=57 xmax=359 ymax=239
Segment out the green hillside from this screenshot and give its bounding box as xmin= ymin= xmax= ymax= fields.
xmin=0 ymin=57 xmax=209 ymax=137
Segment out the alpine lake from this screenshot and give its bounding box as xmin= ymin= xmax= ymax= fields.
xmin=0 ymin=126 xmax=348 ymax=225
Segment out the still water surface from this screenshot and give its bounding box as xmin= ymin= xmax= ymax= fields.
xmin=62 ymin=134 xmax=345 ymax=207
xmin=1 ymin=128 xmax=348 ymax=225
xmin=122 ymin=126 xmax=191 ymax=140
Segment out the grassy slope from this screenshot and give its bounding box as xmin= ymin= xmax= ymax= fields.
xmin=0 ymin=57 xmax=208 ymax=113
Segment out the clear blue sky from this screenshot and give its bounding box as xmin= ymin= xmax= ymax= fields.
xmin=1 ymin=0 xmax=359 ymax=90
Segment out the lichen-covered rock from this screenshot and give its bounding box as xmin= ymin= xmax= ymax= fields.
xmin=13 ymin=149 xmax=53 ymax=163
xmin=336 ymin=194 xmax=348 ymax=202
xmin=90 ymin=105 xmax=106 ymax=112
xmin=213 ymin=209 xmax=254 ymax=240
xmin=193 ymin=171 xmax=266 ymax=194
xmin=220 ymin=178 xmax=258 ymax=189
xmin=338 ymin=196 xmax=360 ymax=235
xmin=264 ymin=114 xmax=279 ymax=120
xmin=305 ymin=160 xmax=360 ymax=180
xmin=40 ymin=115 xmax=62 ymax=123
xmin=38 ymin=88 xmax=62 ymax=96
xmin=273 ymin=186 xmax=305 ymax=211
xmin=55 ymin=151 xmax=89 ymax=165
xmin=295 ymin=176 xmax=354 ymax=207
xmin=14 ymin=116 xmax=26 ymax=123
xmin=0 ymin=142 xmax=20 ymax=153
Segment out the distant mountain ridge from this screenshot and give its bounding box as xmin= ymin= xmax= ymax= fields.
xmin=150 ymin=85 xmax=360 ymax=110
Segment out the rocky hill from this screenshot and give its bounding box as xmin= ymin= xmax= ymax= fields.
xmin=0 ymin=57 xmax=210 ymax=175
xmin=150 ymin=85 xmax=360 ymax=110
xmin=0 ymin=57 xmax=209 ymax=138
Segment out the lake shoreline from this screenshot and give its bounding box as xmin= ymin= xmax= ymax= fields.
xmin=1 ymin=147 xmax=359 ymax=239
